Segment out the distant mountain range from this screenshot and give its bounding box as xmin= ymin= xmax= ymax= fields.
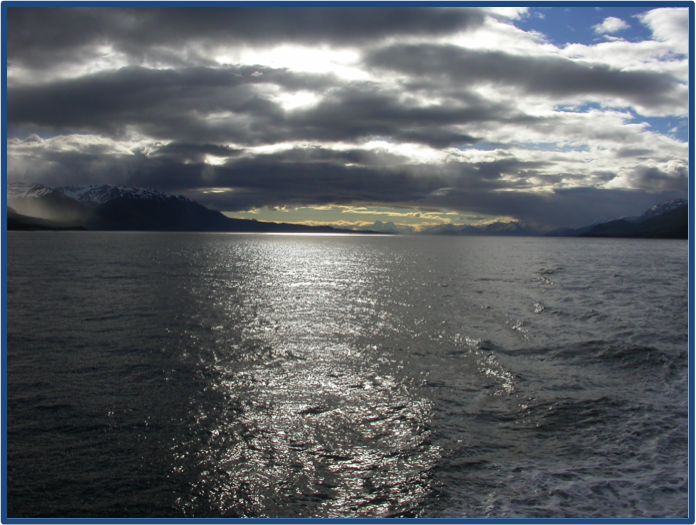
xmin=6 ymin=183 xmax=371 ymax=234
xmin=426 ymin=220 xmax=538 ymax=237
xmin=5 ymin=182 xmax=688 ymax=239
xmin=546 ymin=199 xmax=688 ymax=239
xmin=426 ymin=199 xmax=688 ymax=239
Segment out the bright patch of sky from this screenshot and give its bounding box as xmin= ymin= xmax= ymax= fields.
xmin=555 ymin=102 xmax=689 ymax=142
xmin=224 ymin=205 xmax=491 ymax=232
xmin=515 ymin=7 xmax=655 ymax=47
xmin=630 ymin=115 xmax=689 ymax=142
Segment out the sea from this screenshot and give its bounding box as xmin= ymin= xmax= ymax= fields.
xmin=5 ymin=232 xmax=690 ymax=519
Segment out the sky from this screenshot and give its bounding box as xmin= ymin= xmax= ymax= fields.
xmin=5 ymin=4 xmax=690 ymax=231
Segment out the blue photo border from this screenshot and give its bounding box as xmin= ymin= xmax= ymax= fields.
xmin=0 ymin=0 xmax=696 ymax=525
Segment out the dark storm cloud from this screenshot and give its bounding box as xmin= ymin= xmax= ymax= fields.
xmin=12 ymin=148 xmax=149 ymax=189
xmin=152 ymin=143 xmax=244 ymax=164
xmin=11 ymin=138 xmax=547 ymax=209
xmin=10 ymin=71 xmax=283 ymax=146
xmin=125 ymin=155 xmax=436 ymax=211
xmin=14 ymin=53 xmax=663 ymax=152
xmin=614 ymin=147 xmax=653 ymax=159
xmin=590 ymin=171 xmax=618 ymax=183
xmin=12 ymin=134 xmax=684 ymax=228
xmin=8 ymin=65 xmax=334 ymax=140
xmin=243 ymin=146 xmax=411 ymax=167
xmin=288 ymin=85 xmax=492 ymax=146
xmin=473 ymin=158 xmax=551 ymax=180
xmin=8 ymin=7 xmax=485 ymax=70
xmin=8 ymin=66 xmax=498 ymax=147
xmin=632 ymin=165 xmax=688 ymax=192
xmin=366 ymin=44 xmax=686 ymax=111
xmin=64 ymin=147 xmax=559 ymax=211
xmin=174 ymin=149 xmax=551 ymax=207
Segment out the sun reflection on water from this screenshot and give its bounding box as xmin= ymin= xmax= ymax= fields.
xmin=172 ymin=237 xmax=440 ymax=517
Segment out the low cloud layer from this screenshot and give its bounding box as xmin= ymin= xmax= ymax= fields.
xmin=7 ymin=6 xmax=689 ymax=229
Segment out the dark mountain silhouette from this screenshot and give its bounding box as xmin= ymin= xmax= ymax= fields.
xmin=7 ymin=183 xmax=92 ymax=225
xmin=580 ymin=203 xmax=688 ymax=239
xmin=545 ymin=225 xmax=595 ymax=237
xmin=7 ymin=206 xmax=87 ymax=231
xmin=86 ymin=195 xmax=359 ymax=233
xmin=7 ymin=183 xmax=373 ymax=234
xmin=7 ymin=183 xmax=687 ymax=238
xmin=546 ymin=199 xmax=688 ymax=239
xmin=429 ymin=220 xmax=539 ymax=236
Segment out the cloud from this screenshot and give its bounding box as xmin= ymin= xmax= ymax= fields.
xmin=365 ymin=44 xmax=687 ymax=116
xmin=5 ymin=6 xmax=689 ymax=230
xmin=482 ymin=7 xmax=530 ymax=20
xmin=629 ymin=163 xmax=689 ymax=192
xmin=7 ymin=7 xmax=486 ymax=76
xmin=594 ymin=17 xmax=630 ymax=35
xmin=151 ymin=143 xmax=244 ymax=164
xmin=8 ymin=65 xmax=336 ymax=142
xmin=639 ymin=7 xmax=689 ymax=54
xmin=8 ymin=65 xmax=495 ymax=149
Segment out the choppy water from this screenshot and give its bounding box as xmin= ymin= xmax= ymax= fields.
xmin=6 ymin=232 xmax=689 ymax=518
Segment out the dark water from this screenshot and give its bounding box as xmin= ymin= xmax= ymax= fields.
xmin=6 ymin=232 xmax=689 ymax=518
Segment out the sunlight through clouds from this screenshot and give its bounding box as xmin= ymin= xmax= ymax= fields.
xmin=6 ymin=5 xmax=689 ymax=230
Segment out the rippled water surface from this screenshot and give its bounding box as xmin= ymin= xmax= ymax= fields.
xmin=6 ymin=232 xmax=689 ymax=518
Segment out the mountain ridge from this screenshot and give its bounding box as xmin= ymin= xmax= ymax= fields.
xmin=55 ymin=184 xmax=192 ymax=206
xmin=546 ymin=199 xmax=688 ymax=239
xmin=579 ymin=203 xmax=688 ymax=239
xmin=6 ymin=182 xmax=688 ymax=238
xmin=7 ymin=183 xmax=377 ymax=234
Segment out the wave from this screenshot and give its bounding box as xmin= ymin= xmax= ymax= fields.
xmin=496 ymin=340 xmax=687 ymax=373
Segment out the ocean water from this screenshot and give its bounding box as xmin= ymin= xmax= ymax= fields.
xmin=6 ymin=232 xmax=689 ymax=518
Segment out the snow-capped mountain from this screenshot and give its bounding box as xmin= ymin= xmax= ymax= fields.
xmin=7 ymin=182 xmax=93 ymax=223
xmin=638 ymin=199 xmax=687 ymax=222
xmin=54 ymin=184 xmax=192 ymax=206
xmin=7 ymin=182 xmax=59 ymax=199
xmin=7 ymin=181 xmax=363 ymax=234
xmin=547 ymin=199 xmax=688 ymax=239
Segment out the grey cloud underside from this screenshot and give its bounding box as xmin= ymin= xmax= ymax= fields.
xmin=614 ymin=147 xmax=655 ymax=159
xmin=12 ymin=143 xmax=545 ymax=194
xmin=153 ymin=143 xmax=244 ymax=163
xmin=632 ymin=165 xmax=688 ymax=192
xmin=367 ymin=44 xmax=686 ymax=111
xmin=8 ymin=66 xmax=502 ymax=147
xmin=9 ymin=66 xmax=335 ymax=141
xmin=8 ymin=45 xmax=682 ymax=149
xmin=8 ymin=7 xmax=485 ymax=69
